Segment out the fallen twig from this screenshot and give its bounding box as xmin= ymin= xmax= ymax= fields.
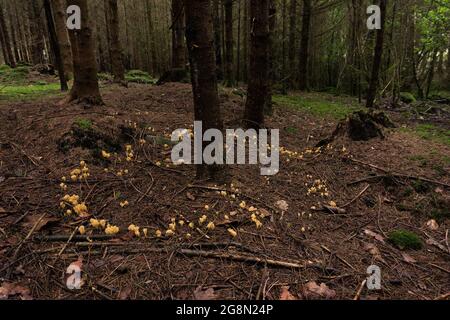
xmin=37 ymin=234 xmax=117 ymax=242
xmin=345 ymin=157 xmax=450 ymax=188
xmin=353 ymin=279 xmax=367 ymax=300
xmin=342 ymin=184 xmax=370 ymax=208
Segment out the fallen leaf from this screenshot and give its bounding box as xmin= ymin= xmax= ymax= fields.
xmin=14 ymin=265 xmax=25 ymax=275
xmin=426 ymin=238 xmax=448 ymax=253
xmin=364 ymin=229 xmax=385 ymax=243
xmin=0 ymin=207 xmax=5 ymax=213
xmin=434 ymin=187 xmax=443 ymax=194
xmin=186 ymin=192 xmax=196 ymax=201
xmin=365 ymin=243 xmax=385 ymax=262
xmin=279 ymin=286 xmax=297 ymax=300
xmin=117 ymin=286 xmax=132 ymax=300
xmin=193 ymin=286 xmax=217 ymax=300
xmin=275 ymin=200 xmax=289 ymax=211
xmin=302 ymin=281 xmax=336 ymax=299
xmin=402 ymin=253 xmax=417 ymax=263
xmin=23 ymin=215 xmax=59 ymax=232
xmin=426 ymin=219 xmax=439 ymax=231
xmin=0 ymin=282 xmax=33 ymax=300
xmin=259 ymin=208 xmax=271 ymax=218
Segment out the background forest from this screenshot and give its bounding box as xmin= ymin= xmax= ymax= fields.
xmin=1 ymin=0 xmax=449 ymax=100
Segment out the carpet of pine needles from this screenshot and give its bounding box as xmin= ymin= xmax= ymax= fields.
xmin=0 ymin=82 xmax=449 ymax=300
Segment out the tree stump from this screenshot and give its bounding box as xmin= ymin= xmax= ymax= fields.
xmin=156 ymin=68 xmax=189 ymax=85
xmin=317 ymin=110 xmax=395 ymax=146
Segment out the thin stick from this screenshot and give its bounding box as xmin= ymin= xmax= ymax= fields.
xmin=342 ymin=184 xmax=370 ymax=208
xmin=346 ymin=158 xmax=450 ymax=188
xmin=353 ymin=279 xmax=367 ymax=300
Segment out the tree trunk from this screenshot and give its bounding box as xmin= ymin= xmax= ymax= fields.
xmin=298 ymin=0 xmax=311 ymax=91
xmin=145 ymin=0 xmax=158 ymax=75
xmin=224 ymin=0 xmax=234 ymax=87
xmin=0 ymin=3 xmax=16 ymax=67
xmin=244 ymin=0 xmax=270 ymax=129
xmin=242 ymin=0 xmax=248 ymax=82
xmin=213 ymin=0 xmax=223 ymax=80
xmin=288 ymin=0 xmax=297 ymax=87
xmin=7 ymin=2 xmax=20 ymax=63
xmin=184 ymin=0 xmax=224 ymax=179
xmin=107 ymin=0 xmax=125 ymax=83
xmin=425 ymin=50 xmax=437 ymax=99
xmin=171 ymin=0 xmax=186 ymax=69
xmin=67 ymin=0 xmax=103 ymax=105
xmin=236 ymin=0 xmax=241 ymax=83
xmin=447 ymin=37 xmax=450 ymax=88
xmin=265 ymin=0 xmax=276 ymax=115
xmin=281 ymin=0 xmax=287 ymax=94
xmin=14 ymin=2 xmax=30 ymax=63
xmin=28 ymin=0 xmax=46 ymax=65
xmin=51 ymin=0 xmax=72 ymax=78
xmin=43 ymin=0 xmax=67 ymax=91
xmin=366 ymin=0 xmax=387 ymax=109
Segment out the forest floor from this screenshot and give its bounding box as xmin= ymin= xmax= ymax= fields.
xmin=0 ymin=73 xmax=449 ymax=300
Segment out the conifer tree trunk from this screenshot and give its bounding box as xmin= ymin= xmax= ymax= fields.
xmin=184 ymin=0 xmax=224 ymax=179
xmin=67 ymin=0 xmax=103 ymax=105
xmin=265 ymin=0 xmax=276 ymax=115
xmin=244 ymin=0 xmax=270 ymax=129
xmin=242 ymin=0 xmax=249 ymax=83
xmin=51 ymin=0 xmax=73 ymax=78
xmin=107 ymin=0 xmax=125 ymax=83
xmin=366 ymin=0 xmax=387 ymax=109
xmin=213 ymin=0 xmax=223 ymax=80
xmin=28 ymin=0 xmax=46 ymax=65
xmin=224 ymin=0 xmax=234 ymax=87
xmin=288 ymin=0 xmax=297 ymax=87
xmin=298 ymin=0 xmax=311 ymax=91
xmin=0 ymin=3 xmax=16 ymax=67
xmin=171 ymin=0 xmax=186 ymax=70
xmin=43 ymin=0 xmax=67 ymax=91
xmin=447 ymin=37 xmax=450 ymax=88
xmin=7 ymin=3 xmax=20 ymax=63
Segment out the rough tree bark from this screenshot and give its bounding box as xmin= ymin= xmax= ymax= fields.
xmin=366 ymin=0 xmax=387 ymax=109
xmin=145 ymin=0 xmax=158 ymax=75
xmin=425 ymin=50 xmax=437 ymax=99
xmin=51 ymin=0 xmax=73 ymax=78
xmin=0 ymin=3 xmax=16 ymax=67
xmin=43 ymin=0 xmax=67 ymax=91
xmin=184 ymin=0 xmax=224 ymax=179
xmin=242 ymin=0 xmax=248 ymax=82
xmin=67 ymin=0 xmax=103 ymax=105
xmin=447 ymin=37 xmax=450 ymax=87
xmin=28 ymin=0 xmax=46 ymax=65
xmin=244 ymin=0 xmax=270 ymax=129
xmin=288 ymin=0 xmax=297 ymax=87
xmin=224 ymin=0 xmax=234 ymax=87
xmin=7 ymin=2 xmax=20 ymax=63
xmin=213 ymin=0 xmax=223 ymax=80
xmin=171 ymin=0 xmax=186 ymax=69
xmin=107 ymin=0 xmax=125 ymax=83
xmin=298 ymin=0 xmax=312 ymax=91
xmin=265 ymin=0 xmax=276 ymax=115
